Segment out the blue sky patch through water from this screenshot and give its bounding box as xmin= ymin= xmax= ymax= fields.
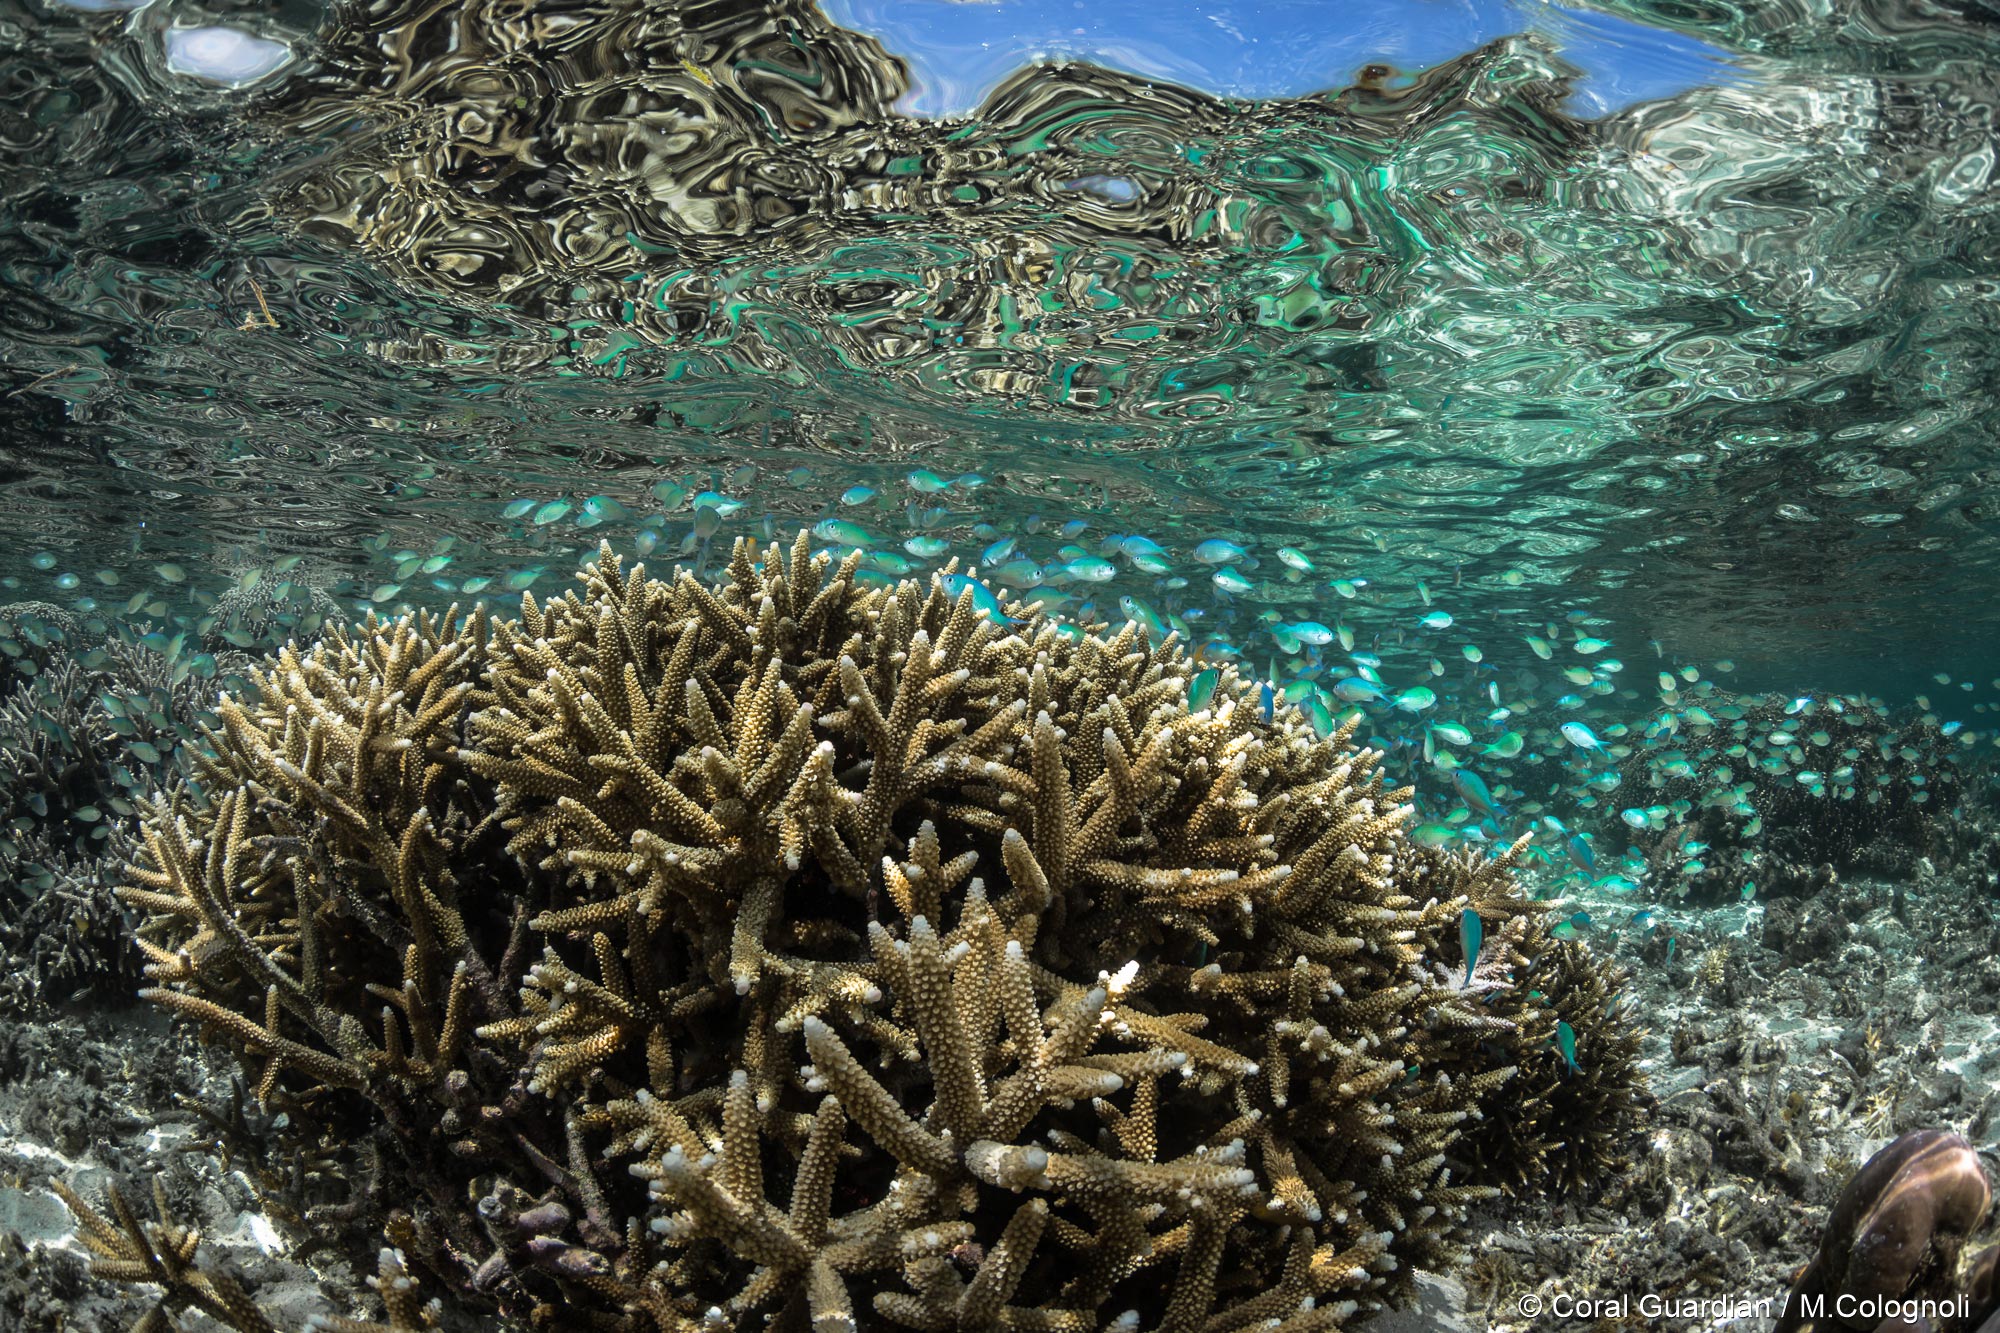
xmin=825 ymin=0 xmax=1739 ymax=118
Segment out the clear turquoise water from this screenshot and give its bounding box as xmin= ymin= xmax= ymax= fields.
xmin=0 ymin=0 xmax=1995 ymax=877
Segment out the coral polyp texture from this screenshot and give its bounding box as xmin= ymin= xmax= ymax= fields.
xmin=118 ymin=538 xmax=1641 ymax=1332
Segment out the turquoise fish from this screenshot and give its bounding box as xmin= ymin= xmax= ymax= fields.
xmin=939 ymin=575 xmax=1011 ymax=624
xmin=1459 ymin=908 xmax=1482 ymax=987
xmin=1188 ymin=667 xmax=1220 ymax=712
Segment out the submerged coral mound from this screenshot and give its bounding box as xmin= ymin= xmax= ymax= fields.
xmin=116 ymin=538 xmax=1641 ymax=1331
xmin=0 ymin=602 xmax=218 ymax=1012
xmin=1615 ymin=690 xmax=1980 ymax=905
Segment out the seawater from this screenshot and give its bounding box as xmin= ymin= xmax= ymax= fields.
xmin=3 ymin=0 xmax=1997 ymax=910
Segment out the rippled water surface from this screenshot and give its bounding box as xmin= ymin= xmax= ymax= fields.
xmin=2 ymin=0 xmax=1998 ymax=703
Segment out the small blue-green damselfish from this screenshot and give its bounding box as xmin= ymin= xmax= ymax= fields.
xmin=1459 ymin=908 xmax=1482 ymax=987
xmin=939 ymin=575 xmax=1010 ymax=624
xmin=1188 ymin=667 xmax=1220 ymax=711
xmin=1555 ymin=1019 xmax=1578 ymax=1074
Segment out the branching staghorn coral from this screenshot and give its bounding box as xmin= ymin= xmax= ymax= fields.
xmin=1399 ymin=842 xmax=1645 ymax=1197
xmin=116 ymin=538 xmax=1642 ymax=1331
xmin=54 ymin=1175 xmax=441 ymax=1333
xmin=0 ymin=831 xmax=143 ymax=1012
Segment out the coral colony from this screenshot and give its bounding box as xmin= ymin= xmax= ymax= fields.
xmin=78 ymin=538 xmax=1647 ymax=1330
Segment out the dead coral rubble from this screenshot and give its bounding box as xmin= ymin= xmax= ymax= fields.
xmin=112 ymin=539 xmax=1642 ymax=1331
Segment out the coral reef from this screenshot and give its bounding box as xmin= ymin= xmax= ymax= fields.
xmin=1396 ymin=846 xmax=1645 ymax=1198
xmin=201 ymin=572 xmax=342 ymax=668
xmin=0 ymin=600 xmax=84 ymax=674
xmin=0 ymin=569 xmax=340 ymax=1012
xmin=1614 ymin=691 xmax=1981 ymax=905
xmin=0 ymin=833 xmax=140 ymax=1014
xmin=0 ymin=610 xmax=201 ymax=1012
xmin=54 ymin=1175 xmax=442 ymax=1333
xmin=0 ymin=998 xmax=424 ymax=1333
xmin=114 ymin=539 xmax=1642 ymax=1330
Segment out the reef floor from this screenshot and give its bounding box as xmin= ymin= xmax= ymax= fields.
xmin=1453 ymin=847 xmax=2000 ymax=1333
xmin=3 ymin=852 xmax=1997 ymax=1332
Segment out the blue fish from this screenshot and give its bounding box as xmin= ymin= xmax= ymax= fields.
xmin=1560 ymin=721 xmax=1603 ymax=752
xmin=1450 ymin=769 xmax=1505 ymax=821
xmin=939 ymin=575 xmax=1012 ymax=624
xmin=1063 ymin=556 xmax=1118 ymax=583
xmin=692 ymin=491 xmax=744 ymax=515
xmin=1459 ymin=908 xmax=1482 ymax=987
xmin=1555 ymin=1020 xmax=1578 ymax=1075
xmin=813 ymin=518 xmax=877 ymax=548
xmin=1565 ymin=834 xmax=1596 ymax=874
xmin=1332 ymin=676 xmax=1387 ymax=704
xmin=1212 ymin=565 xmax=1255 ymax=595
xmin=1260 ymin=678 xmax=1275 ymax=723
xmin=1393 ymin=686 xmax=1437 ymax=714
xmin=1121 ymin=595 xmax=1170 ymax=640
xmin=1194 ymin=538 xmax=1248 ymax=566
xmin=1188 ymin=667 xmax=1220 ymax=712
xmin=991 ymin=558 xmax=1044 ymax=589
